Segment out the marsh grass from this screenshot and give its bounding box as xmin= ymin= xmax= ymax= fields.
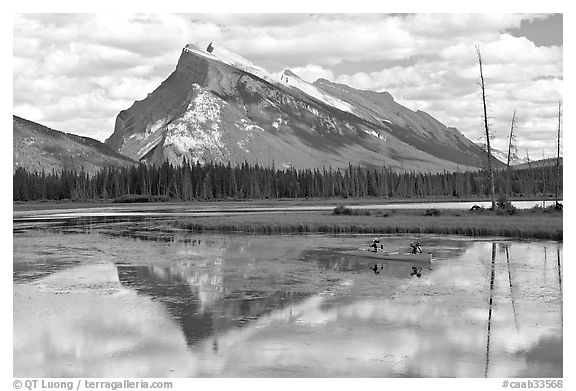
xmin=332 ymin=205 xmax=371 ymax=216
xmin=112 ymin=194 xmax=171 ymax=203
xmin=175 ymin=208 xmax=562 ymax=240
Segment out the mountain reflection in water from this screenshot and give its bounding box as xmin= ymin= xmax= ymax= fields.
xmin=13 ymin=221 xmax=563 ymax=377
xmin=116 ymin=264 xmax=308 ymax=346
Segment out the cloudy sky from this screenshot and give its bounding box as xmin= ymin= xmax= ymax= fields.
xmin=13 ymin=13 xmax=563 ymax=158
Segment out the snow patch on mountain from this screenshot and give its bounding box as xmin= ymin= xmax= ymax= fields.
xmin=281 ymin=70 xmax=354 ymax=114
xmin=147 ymin=118 xmax=169 ymax=137
xmin=236 ymin=119 xmax=265 ymax=133
xmin=245 ymin=124 xmax=265 ymax=132
xmin=137 ymin=131 xmax=165 ymax=159
xmin=163 ymin=86 xmax=224 ymax=155
xmin=237 ymin=139 xmax=250 ymax=153
xmin=128 ymin=133 xmax=143 ymax=141
xmin=364 ymin=129 xmax=385 ymax=140
xmin=132 ymin=117 xmax=170 ymax=157
xmin=307 ymin=106 xmax=319 ymax=116
xmin=272 ymin=117 xmax=287 ymax=130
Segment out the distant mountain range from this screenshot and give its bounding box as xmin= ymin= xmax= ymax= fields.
xmin=485 ymin=146 xmax=561 ymax=168
xmin=104 ymin=43 xmax=495 ymax=172
xmin=13 ymin=115 xmax=136 ymax=174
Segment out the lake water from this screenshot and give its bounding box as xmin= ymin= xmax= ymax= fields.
xmin=13 ymin=218 xmax=563 ymax=377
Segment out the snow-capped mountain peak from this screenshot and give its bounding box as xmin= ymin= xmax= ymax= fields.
xmin=477 ymin=145 xmax=525 ymax=165
xmin=184 ymin=43 xmax=276 ymax=84
xmin=183 ymin=43 xmax=355 ymax=115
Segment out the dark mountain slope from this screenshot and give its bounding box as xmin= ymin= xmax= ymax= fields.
xmin=14 ymin=115 xmax=137 ymax=175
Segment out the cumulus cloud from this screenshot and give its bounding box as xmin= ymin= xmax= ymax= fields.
xmin=13 ymin=13 xmax=562 ymax=158
xmin=13 ymin=13 xmax=194 ymax=140
xmin=335 ymin=30 xmax=561 ymax=157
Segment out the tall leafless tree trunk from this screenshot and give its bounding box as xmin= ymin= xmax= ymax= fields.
xmin=476 ymin=45 xmax=496 ymax=209
xmin=506 ymin=109 xmax=517 ymax=197
xmin=555 ymin=101 xmax=562 ymax=208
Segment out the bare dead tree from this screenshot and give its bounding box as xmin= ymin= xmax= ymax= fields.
xmin=476 ymin=45 xmax=496 ymax=209
xmin=506 ymin=109 xmax=518 ymax=196
xmin=555 ymin=101 xmax=562 ymax=208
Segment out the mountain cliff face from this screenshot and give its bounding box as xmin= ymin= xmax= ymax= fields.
xmin=312 ymin=79 xmax=489 ymax=167
xmin=13 ymin=116 xmax=136 ymax=174
xmin=106 ymin=43 xmax=491 ymax=172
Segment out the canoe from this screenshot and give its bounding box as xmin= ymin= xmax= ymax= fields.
xmin=343 ymin=250 xmax=432 ymax=265
xmin=353 ymin=251 xmax=431 ymax=262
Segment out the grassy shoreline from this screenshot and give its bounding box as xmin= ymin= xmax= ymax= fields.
xmin=12 ymin=199 xmax=562 ymax=240
xmin=173 ymin=209 xmax=562 ymax=241
xmin=13 ymin=195 xmax=561 ymax=212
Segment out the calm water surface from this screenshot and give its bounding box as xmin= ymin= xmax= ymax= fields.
xmin=13 ymin=218 xmax=562 ymax=377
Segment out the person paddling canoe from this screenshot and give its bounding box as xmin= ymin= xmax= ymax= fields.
xmin=410 ymin=241 xmax=422 ymax=254
xmin=370 ymin=238 xmax=380 ymax=252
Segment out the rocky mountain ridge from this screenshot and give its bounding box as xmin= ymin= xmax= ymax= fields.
xmin=102 ymin=42 xmax=495 ymax=172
